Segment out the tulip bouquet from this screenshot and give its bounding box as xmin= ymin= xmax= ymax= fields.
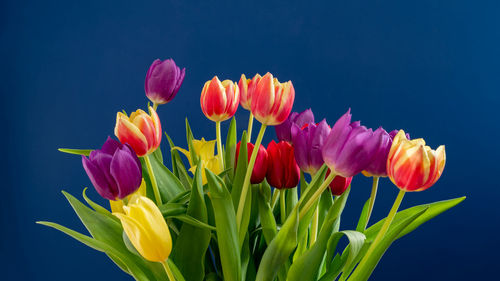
xmin=39 ymin=58 xmax=464 ymax=281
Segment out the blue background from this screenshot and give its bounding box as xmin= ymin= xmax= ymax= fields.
xmin=2 ymin=0 xmax=498 ymax=280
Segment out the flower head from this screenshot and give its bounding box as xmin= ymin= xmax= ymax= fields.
xmin=291 ymin=119 xmax=331 ymax=175
xmin=266 ymin=140 xmax=300 ymax=189
xmin=387 ymin=130 xmax=446 ymax=191
xmin=238 ymin=73 xmax=262 ymax=110
xmin=200 ymin=76 xmax=240 ymax=122
xmin=326 ymin=169 xmax=352 ymax=196
xmin=235 ymin=141 xmax=268 ymax=184
xmin=275 ymin=109 xmax=315 ymax=143
xmin=113 ymin=196 xmax=172 ymax=262
xmin=82 ymin=137 xmax=142 ymax=200
xmin=175 ymin=138 xmax=223 ymax=185
xmin=251 ymin=72 xmax=295 ymax=126
xmin=321 ymin=109 xmax=379 ymax=177
xmin=115 ymin=106 xmax=161 ymax=157
xmin=145 ymin=58 xmax=185 ymax=105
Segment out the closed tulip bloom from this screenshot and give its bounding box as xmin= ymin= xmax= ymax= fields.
xmin=275 ymin=109 xmax=315 ymax=143
xmin=251 ymin=72 xmax=295 ymax=126
xmin=175 ymin=138 xmax=223 ymax=185
xmin=291 ymin=119 xmax=331 ymax=175
xmin=235 ymin=141 xmax=268 ymax=184
xmin=82 ymin=137 xmax=142 ymax=200
xmin=115 ymin=106 xmax=161 ymax=157
xmin=322 ymin=109 xmax=379 ymax=178
xmin=266 ymin=140 xmax=300 ymax=189
xmin=387 ymin=130 xmax=446 ymax=191
xmin=113 ymin=196 xmax=172 ymax=262
xmin=326 ymin=169 xmax=353 ymax=196
xmin=145 ymin=58 xmax=186 ymax=105
xmin=200 ymin=76 xmax=240 ymax=122
xmin=238 ymin=73 xmax=262 ymax=110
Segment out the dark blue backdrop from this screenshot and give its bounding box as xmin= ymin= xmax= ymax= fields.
xmin=2 ymin=0 xmax=498 ymax=280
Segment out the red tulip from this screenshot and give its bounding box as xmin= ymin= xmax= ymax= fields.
xmin=200 ymin=76 xmax=240 ymax=122
xmin=266 ymin=140 xmax=300 ymax=189
xmin=251 ymin=72 xmax=295 ymax=126
xmin=326 ymin=169 xmax=352 ymax=196
xmin=235 ymin=141 xmax=268 ymax=184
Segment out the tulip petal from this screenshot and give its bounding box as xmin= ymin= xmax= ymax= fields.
xmin=110 ymin=146 xmax=142 ymax=199
xmin=115 ymin=113 xmax=149 ymax=156
xmin=82 ymin=156 xmax=115 ymax=200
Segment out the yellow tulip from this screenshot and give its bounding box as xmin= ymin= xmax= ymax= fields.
xmin=110 ymin=179 xmax=147 ymax=213
xmin=113 ymin=196 xmax=172 ymax=262
xmin=175 ymin=138 xmax=223 ymax=184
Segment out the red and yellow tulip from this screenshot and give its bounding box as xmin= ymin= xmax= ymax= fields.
xmin=238 ymin=73 xmax=262 ymax=110
xmin=200 ymin=76 xmax=240 ymax=122
xmin=114 ymin=106 xmax=161 ymax=157
xmin=251 ymin=72 xmax=295 ymax=126
xmin=387 ymin=130 xmax=446 ymax=191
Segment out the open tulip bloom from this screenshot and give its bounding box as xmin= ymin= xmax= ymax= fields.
xmin=40 ymin=59 xmax=465 ymax=281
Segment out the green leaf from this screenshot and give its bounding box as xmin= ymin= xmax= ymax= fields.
xmin=344 ymin=206 xmax=428 ymax=281
xmin=257 ymin=180 xmax=278 ymax=245
xmin=206 ymin=169 xmax=242 ymax=281
xmin=287 ymin=188 xmax=351 ymax=281
xmin=231 ymin=131 xmax=248 ymax=207
xmin=81 ymin=188 xmax=117 ymax=221
xmin=355 ymin=199 xmax=371 ymax=232
xmin=172 ymin=164 xmax=212 ymax=281
xmin=141 ymin=154 xmax=185 ymax=202
xmin=159 ymin=203 xmax=187 ymax=217
xmin=324 ymin=231 xmax=366 ymax=279
xmin=166 ymin=133 xmax=192 ymax=190
xmin=255 ymin=206 xmax=300 ymax=281
xmin=225 ymin=117 xmax=237 ymax=181
xmin=58 ymin=148 xmax=93 ymax=156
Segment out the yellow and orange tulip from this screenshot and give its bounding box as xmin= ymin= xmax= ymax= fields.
xmin=200 ymin=76 xmax=240 ymax=122
xmin=114 ymin=106 xmax=161 ymax=157
xmin=238 ymin=73 xmax=262 ymax=110
xmin=387 ymin=130 xmax=446 ymax=191
xmin=251 ymin=72 xmax=295 ymax=126
xmin=113 ymin=196 xmax=172 ymax=262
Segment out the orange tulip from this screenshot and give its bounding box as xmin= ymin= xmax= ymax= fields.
xmin=238 ymin=73 xmax=262 ymax=110
xmin=387 ymin=130 xmax=446 ymax=191
xmin=114 ymin=106 xmax=161 ymax=157
xmin=200 ymin=76 xmax=240 ymax=122
xmin=251 ymin=72 xmax=295 ymax=126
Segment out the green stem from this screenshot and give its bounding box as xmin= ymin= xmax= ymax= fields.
xmin=161 ymin=260 xmax=176 ymax=281
xmin=215 ymin=121 xmax=225 ymax=170
xmin=144 ymin=154 xmax=162 ymax=205
xmin=247 ymin=112 xmax=254 ymax=142
xmin=280 ymin=189 xmax=286 ymax=224
xmin=153 ymin=102 xmax=158 ymax=111
xmin=271 ymin=188 xmax=279 ymax=210
xmin=364 ymin=176 xmax=379 ymax=230
xmin=236 ymin=123 xmax=267 ymax=229
xmin=349 ymin=189 xmax=406 ymax=280
xmin=299 ymin=171 xmax=336 ymax=220
xmin=310 ymin=207 xmax=319 ymax=245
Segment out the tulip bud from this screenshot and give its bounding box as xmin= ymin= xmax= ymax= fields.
xmin=322 ymin=109 xmax=379 ymax=177
xmin=82 ymin=137 xmax=142 ymax=200
xmin=114 ymin=106 xmax=162 ymax=157
xmin=387 ymin=130 xmax=446 ymax=191
xmin=275 ymin=109 xmax=315 ymax=143
xmin=251 ymin=72 xmax=295 ymax=126
xmin=266 ymin=140 xmax=300 ymax=189
xmin=200 ymin=76 xmax=240 ymax=122
xmin=238 ymin=74 xmax=262 ymax=110
xmin=113 ymin=196 xmax=172 ymax=262
xmin=291 ymin=119 xmax=331 ymax=175
xmin=145 ymin=58 xmax=186 ymax=105
xmin=235 ymin=141 xmax=268 ymax=184
xmin=326 ymin=169 xmax=352 ymax=196
xmin=362 ymin=129 xmax=410 ymax=178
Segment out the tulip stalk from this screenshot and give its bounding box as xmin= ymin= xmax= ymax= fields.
xmin=215 ymin=121 xmax=225 ymax=170
xmin=349 ymin=189 xmax=406 ymax=280
xmin=365 ymin=176 xmax=379 ymax=230
xmin=299 ymin=171 xmax=336 ymax=220
xmin=247 ymin=112 xmax=254 ymax=141
xmin=280 ymin=189 xmax=286 ymax=224
xmin=152 ymin=102 xmax=159 ymax=111
xmin=144 ymin=154 xmax=162 ymax=206
xmin=161 ymin=260 xmax=176 ymax=281
xmin=236 ymin=123 xmax=267 ymax=229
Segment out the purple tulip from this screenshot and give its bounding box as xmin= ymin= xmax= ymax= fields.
xmin=321 ymin=109 xmax=379 ymax=178
xmin=362 ymin=129 xmax=410 ymax=177
xmin=275 ymin=109 xmax=315 ymax=142
xmin=291 ymin=119 xmax=331 ymax=175
xmin=82 ymin=137 xmax=142 ymax=200
xmin=145 ymin=58 xmax=186 ymax=105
